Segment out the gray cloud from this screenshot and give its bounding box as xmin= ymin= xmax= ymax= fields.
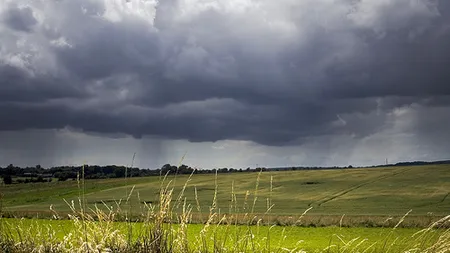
xmin=0 ymin=0 xmax=449 ymax=149
xmin=1 ymin=4 xmax=37 ymax=32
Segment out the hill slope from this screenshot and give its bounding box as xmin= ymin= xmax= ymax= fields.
xmin=2 ymin=165 xmax=450 ymax=218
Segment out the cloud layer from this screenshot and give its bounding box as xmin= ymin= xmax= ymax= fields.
xmin=1 ymin=0 xmax=449 ymax=149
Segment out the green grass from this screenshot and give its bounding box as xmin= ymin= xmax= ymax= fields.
xmin=1 ymin=177 xmax=159 ymax=209
xmin=2 ymin=165 xmax=450 ymax=226
xmin=1 ymin=165 xmax=450 ymax=252
xmin=1 ymin=218 xmax=446 ymax=252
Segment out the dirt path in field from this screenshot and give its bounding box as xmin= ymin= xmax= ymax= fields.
xmin=308 ymin=168 xmax=411 ymax=207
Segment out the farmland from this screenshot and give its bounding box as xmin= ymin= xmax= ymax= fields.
xmin=1 ymin=164 xmax=450 ymax=252
xmin=2 ymin=165 xmax=450 ymax=226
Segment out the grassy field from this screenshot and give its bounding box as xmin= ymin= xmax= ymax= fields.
xmin=1 ymin=165 xmax=450 ymax=252
xmin=2 ymin=165 xmax=450 ymax=226
xmin=1 ymin=218 xmax=445 ymax=252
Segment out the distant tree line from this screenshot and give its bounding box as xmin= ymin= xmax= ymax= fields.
xmin=0 ymin=164 xmax=154 ymax=184
xmin=0 ymin=163 xmax=265 ymax=185
xmin=2 ymin=159 xmax=448 ymax=185
xmin=371 ymin=160 xmax=450 ymax=168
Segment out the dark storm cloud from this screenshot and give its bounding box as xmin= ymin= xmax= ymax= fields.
xmin=0 ymin=65 xmax=85 ymax=103
xmin=0 ymin=0 xmax=449 ymax=146
xmin=1 ymin=4 xmax=37 ymax=32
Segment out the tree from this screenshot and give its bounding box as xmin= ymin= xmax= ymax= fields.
xmin=219 ymin=168 xmax=228 ymax=173
xmin=161 ymin=164 xmax=172 ymax=175
xmin=3 ymin=175 xmax=12 ymax=185
xmin=54 ymin=172 xmax=69 ymax=181
xmin=178 ymin=164 xmax=193 ymax=174
xmin=114 ymin=168 xmax=125 ymax=178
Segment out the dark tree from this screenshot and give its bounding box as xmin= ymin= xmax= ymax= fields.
xmin=161 ymin=164 xmax=171 ymax=175
xmin=114 ymin=168 xmax=125 ymax=178
xmin=3 ymin=175 xmax=12 ymax=185
xmin=218 ymin=168 xmax=228 ymax=173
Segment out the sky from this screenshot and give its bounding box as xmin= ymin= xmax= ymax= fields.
xmin=1 ymin=0 xmax=450 ymax=169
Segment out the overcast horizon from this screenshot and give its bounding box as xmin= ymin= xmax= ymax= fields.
xmin=1 ymin=0 xmax=450 ymax=169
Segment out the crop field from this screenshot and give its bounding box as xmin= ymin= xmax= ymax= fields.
xmin=1 ymin=165 xmax=450 ymax=252
xmin=2 ymin=165 xmax=450 ymax=222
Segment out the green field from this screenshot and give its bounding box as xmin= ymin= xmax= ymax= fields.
xmin=2 ymin=165 xmax=450 ymax=226
xmin=1 ymin=218 xmax=446 ymax=253
xmin=2 ymin=165 xmax=450 ymax=252
xmin=3 ymin=165 xmax=450 ymax=215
